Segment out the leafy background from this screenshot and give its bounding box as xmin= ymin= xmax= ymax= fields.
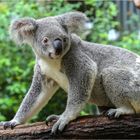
xmin=0 ymin=0 xmax=140 ymax=122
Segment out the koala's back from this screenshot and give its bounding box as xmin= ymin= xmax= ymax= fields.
xmin=81 ymin=41 xmax=137 ymax=70
xmin=76 ymin=37 xmax=140 ymax=107
xmin=70 ymin=34 xmax=138 ymax=71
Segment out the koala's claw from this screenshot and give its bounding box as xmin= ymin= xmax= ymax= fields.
xmin=0 ymin=120 xmax=19 ymax=130
xmin=106 ymin=108 xmax=121 ymax=119
xmin=46 ymin=114 xmax=60 ymax=126
xmin=51 ymin=116 xmax=70 ymax=134
xmin=4 ymin=121 xmax=17 ymax=130
xmin=106 ymin=109 xmax=116 ymax=117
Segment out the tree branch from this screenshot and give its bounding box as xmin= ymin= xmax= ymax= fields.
xmin=0 ymin=115 xmax=140 ymax=139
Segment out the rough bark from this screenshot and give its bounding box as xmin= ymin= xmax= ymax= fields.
xmin=0 ymin=115 xmax=140 ymax=139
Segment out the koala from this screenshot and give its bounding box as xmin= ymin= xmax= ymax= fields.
xmin=1 ymin=11 xmax=140 ymax=134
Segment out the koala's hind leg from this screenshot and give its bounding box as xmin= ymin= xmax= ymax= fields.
xmin=102 ymin=67 xmax=137 ymax=118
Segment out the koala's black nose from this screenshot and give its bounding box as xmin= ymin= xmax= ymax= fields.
xmin=53 ymin=39 xmax=63 ymax=55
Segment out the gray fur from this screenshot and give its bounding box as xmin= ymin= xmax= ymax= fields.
xmin=1 ymin=11 xmax=140 ymax=133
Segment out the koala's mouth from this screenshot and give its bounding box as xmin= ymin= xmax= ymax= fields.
xmin=48 ymin=52 xmax=60 ymax=59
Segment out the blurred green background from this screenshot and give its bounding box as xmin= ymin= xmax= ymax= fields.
xmin=0 ymin=0 xmax=140 ymax=122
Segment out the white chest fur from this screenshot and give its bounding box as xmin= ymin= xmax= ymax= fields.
xmin=38 ymin=59 xmax=68 ymax=92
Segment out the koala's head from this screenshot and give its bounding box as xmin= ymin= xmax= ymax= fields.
xmin=10 ymin=12 xmax=89 ymax=59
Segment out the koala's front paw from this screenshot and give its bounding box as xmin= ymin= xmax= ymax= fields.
xmin=0 ymin=120 xmax=20 ymax=130
xmin=106 ymin=108 xmax=118 ymax=119
xmin=51 ymin=114 xmax=70 ymax=134
xmin=106 ymin=107 xmax=134 ymax=119
xmin=46 ymin=114 xmax=59 ymax=125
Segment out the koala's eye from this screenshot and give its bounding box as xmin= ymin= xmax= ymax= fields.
xmin=42 ymin=37 xmax=48 ymax=44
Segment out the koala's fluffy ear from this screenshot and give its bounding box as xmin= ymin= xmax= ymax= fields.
xmin=57 ymin=11 xmax=89 ymax=34
xmin=9 ymin=18 xmax=37 ymax=45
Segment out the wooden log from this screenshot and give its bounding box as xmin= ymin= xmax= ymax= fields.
xmin=0 ymin=115 xmax=140 ymax=139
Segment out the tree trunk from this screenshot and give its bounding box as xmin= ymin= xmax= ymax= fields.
xmin=0 ymin=115 xmax=140 ymax=139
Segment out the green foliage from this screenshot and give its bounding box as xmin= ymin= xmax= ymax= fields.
xmin=0 ymin=0 xmax=140 ymax=122
xmin=113 ymin=32 xmax=140 ymax=55
xmin=86 ymin=1 xmax=119 ymax=43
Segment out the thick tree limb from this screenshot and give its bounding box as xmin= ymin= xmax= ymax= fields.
xmin=0 ymin=115 xmax=140 ymax=139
